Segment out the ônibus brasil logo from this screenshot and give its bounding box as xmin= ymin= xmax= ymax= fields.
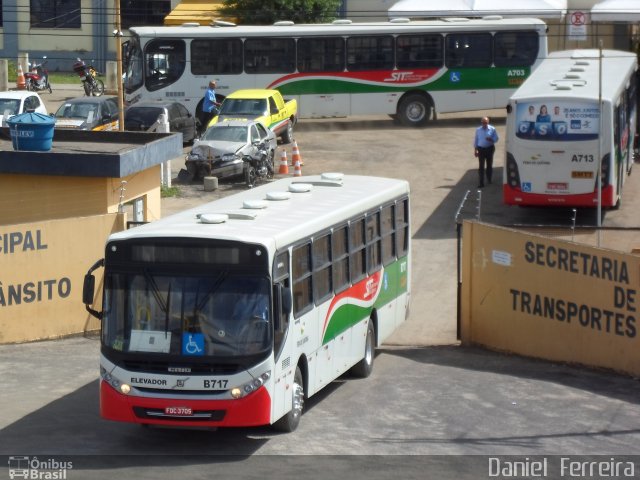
xmin=8 ymin=456 xmax=73 ymax=479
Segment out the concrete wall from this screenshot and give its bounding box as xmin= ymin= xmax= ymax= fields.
xmin=0 ymin=167 xmax=162 ymax=225
xmin=0 ymin=213 xmax=126 ymax=343
xmin=461 ymin=221 xmax=640 ymax=376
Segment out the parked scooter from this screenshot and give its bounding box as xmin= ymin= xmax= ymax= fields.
xmin=73 ymin=58 xmax=105 ymax=97
xmin=243 ymin=143 xmax=274 ymax=188
xmin=24 ymin=56 xmax=52 ymax=93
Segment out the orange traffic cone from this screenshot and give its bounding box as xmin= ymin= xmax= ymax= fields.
xmin=16 ymin=63 xmax=26 ymax=90
xmin=278 ymin=149 xmax=289 ymax=174
xmin=291 ymin=140 xmax=304 ymax=166
xmin=293 ymin=157 xmax=302 ymax=177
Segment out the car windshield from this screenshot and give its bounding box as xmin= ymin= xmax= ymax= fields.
xmin=55 ymin=102 xmax=97 ymax=121
xmin=202 ymin=126 xmax=248 ymax=143
xmin=219 ymin=99 xmax=268 ymax=116
xmin=0 ymin=99 xmax=21 ymax=116
xmin=125 ymin=106 xmax=163 ymax=125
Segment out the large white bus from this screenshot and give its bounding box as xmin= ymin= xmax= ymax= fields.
xmin=504 ymin=49 xmax=638 ymax=208
xmin=82 ymin=173 xmax=411 ymax=431
xmin=122 ymin=17 xmax=548 ymax=127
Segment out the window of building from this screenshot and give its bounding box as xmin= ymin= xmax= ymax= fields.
xmin=31 ymin=0 xmax=81 ymax=28
xmin=121 ymin=0 xmax=171 ymax=29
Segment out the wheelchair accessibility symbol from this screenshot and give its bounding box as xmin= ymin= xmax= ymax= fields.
xmin=182 ymin=333 xmax=204 ymax=355
xmin=450 ymin=71 xmax=461 ymax=82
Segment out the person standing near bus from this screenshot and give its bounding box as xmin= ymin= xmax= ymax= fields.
xmin=201 ymin=80 xmax=220 ymax=132
xmin=473 ymin=116 xmax=499 ymax=188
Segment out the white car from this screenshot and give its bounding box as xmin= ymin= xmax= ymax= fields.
xmin=185 ymin=120 xmax=278 ymax=180
xmin=0 ymin=91 xmax=48 ymax=125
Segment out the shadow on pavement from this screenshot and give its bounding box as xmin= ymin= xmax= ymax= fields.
xmin=381 ymin=345 xmax=640 ymax=406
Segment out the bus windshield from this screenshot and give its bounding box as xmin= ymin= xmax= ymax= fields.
xmin=102 ymin=272 xmax=272 ymax=358
xmin=123 ymin=36 xmax=143 ymax=94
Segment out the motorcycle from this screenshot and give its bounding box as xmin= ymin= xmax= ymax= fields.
xmin=24 ymin=56 xmax=52 ymax=93
xmin=243 ymin=143 xmax=274 ymax=188
xmin=73 ymin=58 xmax=105 ymax=97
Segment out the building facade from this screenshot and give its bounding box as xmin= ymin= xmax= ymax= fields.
xmin=0 ymin=0 xmax=636 ymax=74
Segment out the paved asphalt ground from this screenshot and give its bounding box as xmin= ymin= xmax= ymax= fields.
xmin=1 ymin=85 xmax=639 ymax=478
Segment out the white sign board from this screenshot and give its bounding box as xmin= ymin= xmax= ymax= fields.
xmin=568 ymin=10 xmax=589 ymax=41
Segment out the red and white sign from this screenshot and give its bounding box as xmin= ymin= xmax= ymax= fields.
xmin=568 ymin=10 xmax=589 ymax=41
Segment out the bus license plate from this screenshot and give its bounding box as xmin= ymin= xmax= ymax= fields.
xmin=164 ymin=406 xmax=193 ymax=416
xmin=571 ymin=171 xmax=593 ymax=179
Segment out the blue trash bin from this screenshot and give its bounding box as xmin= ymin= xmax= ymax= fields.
xmin=7 ymin=112 xmax=55 ymax=152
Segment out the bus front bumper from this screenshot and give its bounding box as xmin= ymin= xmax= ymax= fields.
xmin=100 ymin=380 xmax=272 ymax=427
xmin=503 ymin=184 xmax=615 ymax=207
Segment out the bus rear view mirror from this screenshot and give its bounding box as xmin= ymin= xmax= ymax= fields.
xmin=281 ymin=286 xmax=292 ymax=316
xmin=82 ymin=273 xmax=96 ymax=306
xmin=83 ymin=258 xmax=105 ymax=319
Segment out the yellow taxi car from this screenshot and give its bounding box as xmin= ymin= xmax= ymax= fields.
xmin=53 ymin=96 xmax=119 ymax=131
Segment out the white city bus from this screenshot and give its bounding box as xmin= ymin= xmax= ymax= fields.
xmin=122 ymin=17 xmax=548 ymax=127
xmin=83 ymin=174 xmax=411 ymax=431
xmin=504 ymin=49 xmax=638 ymax=207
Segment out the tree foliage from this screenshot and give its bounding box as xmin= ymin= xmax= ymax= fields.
xmin=219 ymin=0 xmax=342 ymax=25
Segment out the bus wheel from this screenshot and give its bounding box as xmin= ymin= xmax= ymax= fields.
xmin=398 ymin=94 xmax=431 ymax=127
xmin=350 ymin=320 xmax=375 ymax=378
xmin=274 ymin=366 xmax=304 ymax=432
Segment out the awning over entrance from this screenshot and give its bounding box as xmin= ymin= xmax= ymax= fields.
xmin=388 ymin=0 xmax=567 ymax=19
xmin=591 ymin=0 xmax=640 ymax=21
xmin=164 ymin=0 xmax=224 ymax=26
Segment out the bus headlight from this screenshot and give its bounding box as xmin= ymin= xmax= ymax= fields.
xmin=100 ymin=366 xmax=131 ymax=395
xmin=230 ymin=371 xmax=271 ymax=399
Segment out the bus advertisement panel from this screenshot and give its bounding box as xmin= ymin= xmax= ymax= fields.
xmin=515 ymin=101 xmax=599 ymax=141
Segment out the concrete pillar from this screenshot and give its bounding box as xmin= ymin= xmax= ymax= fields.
xmin=204 ymin=176 xmax=218 ymax=191
xmin=161 ymin=161 xmax=172 ymax=188
xmin=0 ymin=60 xmax=8 ymax=92
xmin=105 ymin=61 xmax=118 ymax=94
xmin=17 ymin=53 xmax=28 ymax=76
xmin=158 ymin=114 xmax=172 ymax=188
xmin=134 ymin=197 xmax=144 ymax=222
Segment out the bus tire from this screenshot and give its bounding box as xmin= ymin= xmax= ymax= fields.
xmin=273 ymin=365 xmax=304 ymax=432
xmin=398 ymin=93 xmax=431 ymax=127
xmin=350 ymin=319 xmax=375 ymax=378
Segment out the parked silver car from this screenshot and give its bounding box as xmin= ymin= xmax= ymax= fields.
xmin=185 ymin=120 xmax=277 ymax=180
